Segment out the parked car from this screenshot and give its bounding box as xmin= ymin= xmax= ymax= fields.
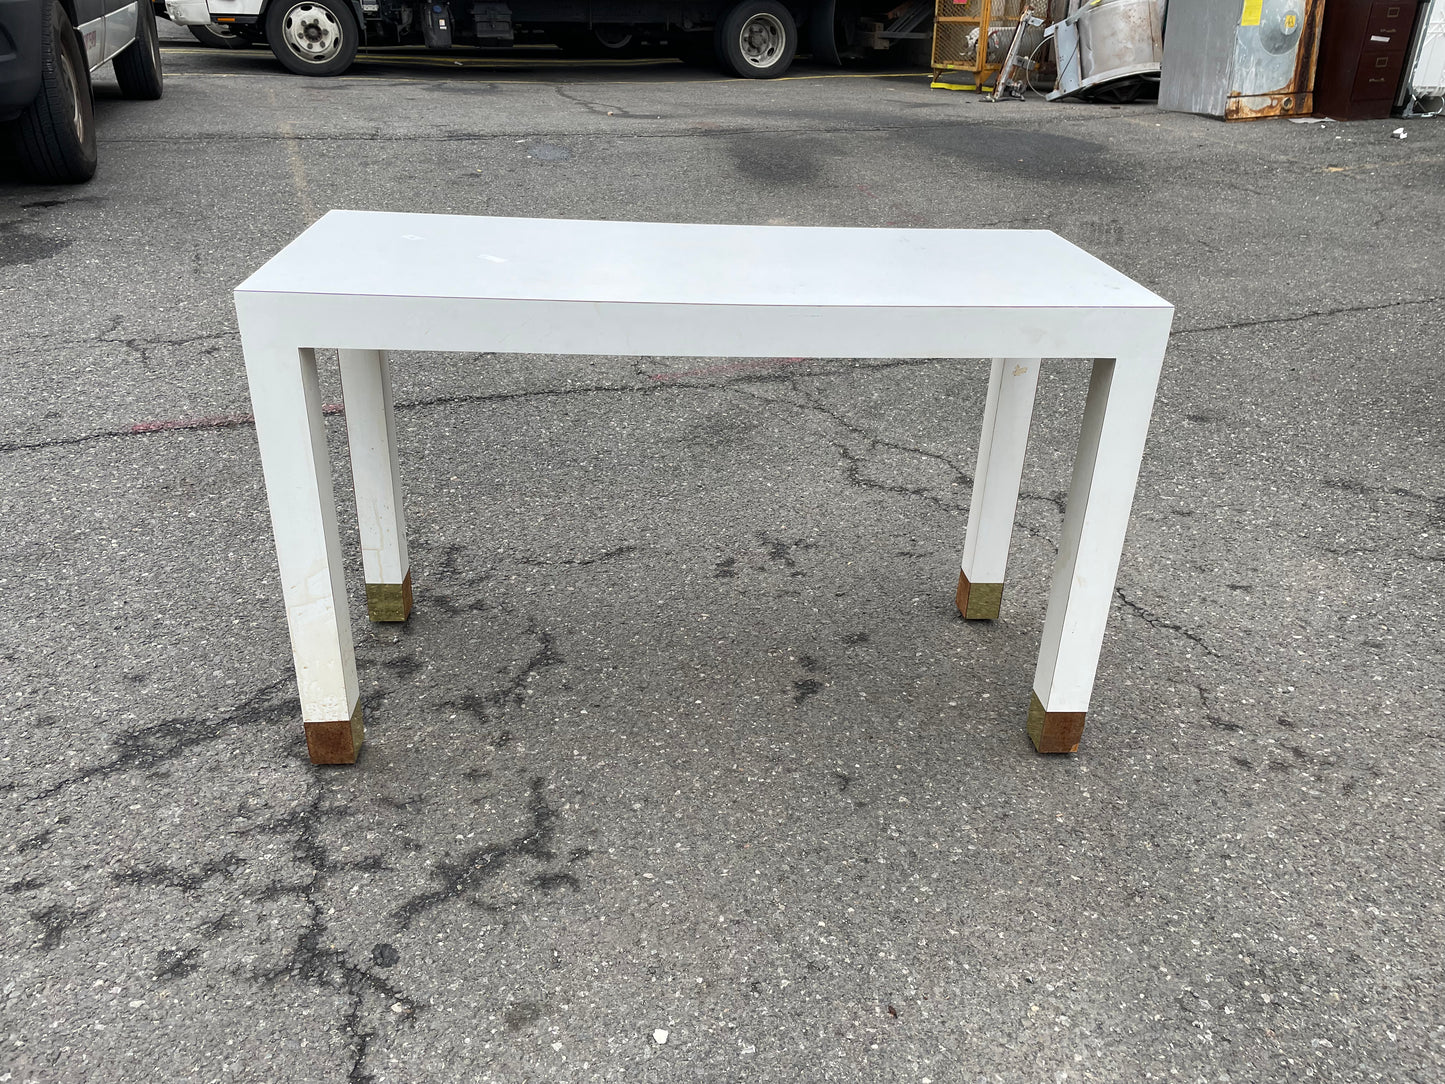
xmin=1 ymin=0 xmax=165 ymax=182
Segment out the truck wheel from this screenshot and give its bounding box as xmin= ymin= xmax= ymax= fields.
xmin=13 ymin=0 xmax=97 ymax=183
xmin=717 ymin=0 xmax=796 ymax=78
xmin=113 ymin=0 xmax=165 ymax=99
xmin=265 ymin=0 xmax=359 ymax=76
xmin=189 ymin=23 xmax=254 ymax=48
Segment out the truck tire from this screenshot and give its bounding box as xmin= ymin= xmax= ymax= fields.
xmin=265 ymin=0 xmax=359 ymax=76
xmin=717 ymin=0 xmax=796 ymax=78
xmin=113 ymin=0 xmax=165 ymax=100
xmin=13 ymin=0 xmax=98 ymax=183
xmin=189 ymin=23 xmax=254 ymax=47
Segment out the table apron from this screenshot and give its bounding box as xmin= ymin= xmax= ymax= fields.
xmin=236 ymin=293 xmax=1174 ymax=361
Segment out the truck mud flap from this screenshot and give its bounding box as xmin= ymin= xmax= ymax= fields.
xmin=809 ymin=0 xmax=841 ymax=65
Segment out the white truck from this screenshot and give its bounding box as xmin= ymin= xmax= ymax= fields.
xmin=162 ymin=0 xmax=927 ymax=79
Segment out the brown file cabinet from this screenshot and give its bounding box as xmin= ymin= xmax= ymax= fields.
xmin=1315 ymin=0 xmax=1421 ymax=119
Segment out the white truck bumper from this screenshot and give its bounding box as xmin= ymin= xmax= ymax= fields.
xmin=164 ymin=0 xmax=214 ymax=25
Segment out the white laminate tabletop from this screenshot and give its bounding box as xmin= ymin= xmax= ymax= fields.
xmin=238 ymin=210 xmax=1171 ymax=313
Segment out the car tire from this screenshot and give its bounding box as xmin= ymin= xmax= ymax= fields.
xmin=189 ymin=23 xmax=254 ymax=48
xmin=717 ymin=0 xmax=797 ymax=78
xmin=114 ymin=0 xmax=166 ymax=100
xmin=265 ymin=0 xmax=360 ymax=76
xmin=13 ymin=0 xmax=98 ymax=183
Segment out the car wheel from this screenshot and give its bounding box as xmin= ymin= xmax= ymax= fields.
xmin=114 ymin=0 xmax=165 ymax=100
xmin=717 ymin=0 xmax=796 ymax=78
xmin=189 ymin=23 xmax=254 ymax=48
xmin=13 ymin=0 xmax=97 ymax=183
xmin=265 ymin=0 xmax=360 ymax=76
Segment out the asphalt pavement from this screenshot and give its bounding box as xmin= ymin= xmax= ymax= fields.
xmin=1 ymin=22 xmax=1442 ymax=1084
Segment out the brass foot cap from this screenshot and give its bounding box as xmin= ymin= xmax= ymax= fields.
xmin=305 ymin=703 xmax=364 ymax=765
xmin=955 ymin=570 xmax=1003 ymax=621
xmin=366 ymin=571 xmax=413 ymax=623
xmin=1026 ymin=692 xmax=1085 ymax=754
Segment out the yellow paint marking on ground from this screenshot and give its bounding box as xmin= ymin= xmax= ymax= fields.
xmin=166 ymin=68 xmax=927 ymax=85
xmin=160 ymin=42 xmax=924 ymax=79
xmin=771 ymin=71 xmax=926 ymax=81
xmin=161 ymin=44 xmax=683 ymax=68
xmin=356 ymin=55 xmax=682 ymax=67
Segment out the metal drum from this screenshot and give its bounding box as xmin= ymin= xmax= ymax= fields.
xmin=1047 ymin=0 xmax=1166 ymax=102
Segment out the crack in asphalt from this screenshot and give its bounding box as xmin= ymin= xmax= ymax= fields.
xmin=725 ymin=382 xmax=971 ymax=513
xmin=0 ymin=383 xmax=648 ymax=454
xmin=114 ymin=854 xmax=249 ymax=893
xmin=389 ymin=776 xmax=571 ymax=932
xmin=1320 ymin=477 xmax=1445 ymax=513
xmin=0 ymin=356 xmax=954 ymax=456
xmin=243 ymin=785 xmax=420 ymax=1084
xmin=743 ymin=382 xmax=974 ymax=478
xmin=1115 ymin=589 xmax=1222 ymax=660
xmin=22 ymin=680 xmax=298 ymax=804
xmin=834 ymin=441 xmax=962 ymax=514
xmin=1192 ymin=680 xmax=1243 ymax=733
xmin=29 ymin=902 xmax=99 ymax=951
xmin=31 ymin=625 xmax=576 ymax=1081
xmin=106 ymin=332 xmax=231 ymax=371
xmin=1171 ymin=294 xmax=1445 ymax=338
xmin=1314 ymin=478 xmax=1445 ymax=565
xmin=437 ymin=629 xmax=564 ymax=726
xmin=552 ymin=84 xmax=652 ymax=119
xmin=513 ymin=544 xmax=640 ymax=569
xmin=155 ymin=946 xmax=205 ymax=980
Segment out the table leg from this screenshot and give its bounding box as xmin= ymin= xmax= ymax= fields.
xmin=1030 ymin=353 xmax=1164 ymax=753
xmin=338 ymin=350 xmax=412 ymax=623
xmin=244 ymin=342 xmax=362 ymax=765
xmin=957 ymin=357 xmax=1041 ymax=620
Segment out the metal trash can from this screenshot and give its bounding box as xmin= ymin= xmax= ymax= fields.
xmin=1047 ymin=0 xmax=1166 ymax=102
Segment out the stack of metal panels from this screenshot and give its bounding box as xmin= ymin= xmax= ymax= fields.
xmin=1399 ymin=0 xmax=1445 ymax=115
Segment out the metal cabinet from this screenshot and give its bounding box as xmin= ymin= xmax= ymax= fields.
xmin=1314 ymin=0 xmax=1421 ymax=119
xmin=1159 ymin=0 xmax=1326 ymax=119
xmin=1398 ymin=0 xmax=1445 ymax=114
xmin=931 ymin=0 xmax=1039 ymax=90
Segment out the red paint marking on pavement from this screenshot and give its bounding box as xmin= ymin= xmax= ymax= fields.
xmin=128 ymin=403 xmax=344 ymax=434
xmin=650 ymin=358 xmax=811 ymax=382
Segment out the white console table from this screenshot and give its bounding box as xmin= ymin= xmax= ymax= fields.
xmin=236 ymin=211 xmax=1173 ymax=764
